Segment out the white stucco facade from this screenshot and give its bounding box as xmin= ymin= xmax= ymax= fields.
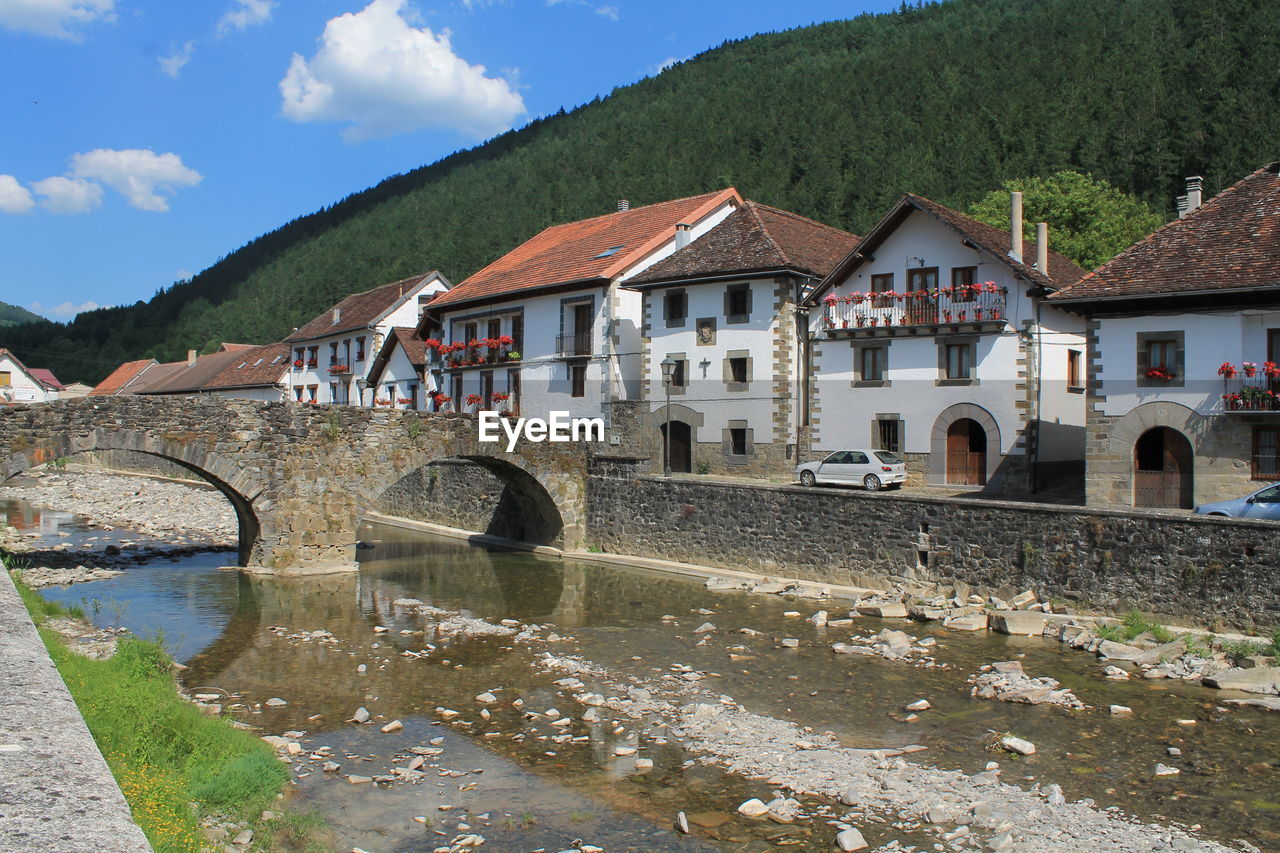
xmin=372 ymin=342 xmax=430 ymax=411
xmin=808 ymin=209 xmax=1086 ymax=487
xmin=0 ymin=352 xmax=58 ymax=404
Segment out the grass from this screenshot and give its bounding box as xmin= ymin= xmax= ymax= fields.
xmin=1096 ymin=609 xmax=1174 ymax=644
xmin=7 ymin=563 xmax=298 ymax=852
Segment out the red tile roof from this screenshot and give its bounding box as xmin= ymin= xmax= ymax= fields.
xmin=27 ymin=368 xmax=64 ymax=390
xmin=429 ymin=189 xmax=742 ymax=310
xmin=89 ymin=360 xmax=157 ymax=396
xmin=807 ymin=193 xmax=1086 ymax=305
xmin=366 ymin=327 xmax=428 ymax=387
xmin=141 ymin=350 xmax=253 ymax=395
xmin=203 ymin=343 xmax=291 ymax=390
xmin=628 ymin=201 xmax=859 ymax=286
xmin=285 ymin=272 xmax=445 ymax=342
xmin=1052 ymin=162 xmax=1280 ymax=302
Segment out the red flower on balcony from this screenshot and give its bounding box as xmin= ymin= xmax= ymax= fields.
xmin=491 ymin=391 xmax=510 ymax=403
xmin=328 ymin=363 xmax=350 ymax=373
xmin=292 ymin=359 xmax=304 ymax=369
xmin=1218 ymin=362 xmax=1238 ymax=379
xmin=396 ymin=397 xmax=413 ymax=405
xmin=1146 ymin=366 xmax=1175 ymax=382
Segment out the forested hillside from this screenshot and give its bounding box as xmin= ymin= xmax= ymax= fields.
xmin=0 ymin=302 xmax=41 ymax=328
xmin=6 ymin=0 xmax=1278 ymax=383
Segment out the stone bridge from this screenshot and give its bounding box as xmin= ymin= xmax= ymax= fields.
xmin=0 ymin=397 xmax=590 ymax=572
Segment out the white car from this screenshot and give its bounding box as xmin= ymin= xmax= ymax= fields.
xmin=795 ymin=449 xmax=907 ymax=491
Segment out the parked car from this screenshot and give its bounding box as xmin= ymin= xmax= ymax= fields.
xmin=1194 ymin=482 xmax=1280 ymax=519
xmin=795 ymin=449 xmax=907 ymax=491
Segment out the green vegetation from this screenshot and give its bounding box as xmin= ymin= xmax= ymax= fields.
xmin=1096 ymin=609 xmax=1174 ymax=643
xmin=966 ymin=172 xmax=1166 ymax=270
xmin=0 ymin=300 xmax=42 ymax=328
xmin=5 ymin=0 xmax=1280 ymax=383
xmin=9 ymin=567 xmax=294 ymax=852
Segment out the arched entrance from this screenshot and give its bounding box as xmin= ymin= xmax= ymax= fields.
xmin=1134 ymin=427 xmax=1193 ymax=508
xmin=946 ymin=418 xmax=987 ymax=485
xmin=660 ymin=421 xmax=693 ymax=474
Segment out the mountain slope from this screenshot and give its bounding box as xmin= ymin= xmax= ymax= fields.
xmin=5 ymin=0 xmax=1279 ymax=382
xmin=0 ymin=301 xmax=42 ymax=328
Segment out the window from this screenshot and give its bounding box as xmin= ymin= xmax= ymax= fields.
xmin=293 ymin=385 xmax=303 ymax=401
xmin=451 ymin=374 xmax=463 ymax=407
xmin=1067 ymin=349 xmax=1083 ymax=389
xmin=307 ymin=347 xmax=318 ymax=367
xmin=728 ymin=356 xmax=748 ymax=384
xmin=907 ymin=267 xmax=938 ymax=293
xmin=870 ymin=273 xmax=894 ymax=306
xmin=729 ymin=428 xmax=747 ymax=456
xmin=1254 ymin=428 xmax=1280 ymax=480
xmin=417 ymin=295 xmax=432 ymax=317
xmin=295 ymin=348 xmax=305 ymax=365
xmin=1148 ymin=340 xmax=1176 ymax=371
xmin=329 ymin=382 xmax=338 ymax=402
xmin=464 ymin=322 xmax=478 ymax=344
xmin=306 ymin=385 xmax=318 ymax=402
xmin=725 ymin=284 xmax=751 ymax=323
xmin=945 ymin=343 xmax=973 ymax=380
xmin=511 ymin=316 xmax=524 ymax=353
xmin=951 ymin=266 xmax=977 ymax=301
xmin=1136 ymin=330 xmax=1184 ymax=387
xmin=858 ymin=347 xmax=885 ymax=382
xmin=666 ymin=355 xmax=687 ymax=388
xmin=570 ymin=363 xmax=587 ymax=398
xmin=481 ymin=371 xmax=494 ymax=408
xmin=408 ymin=383 xmax=418 ymax=409
xmin=507 ymin=369 xmax=521 ymax=415
xmin=875 ymin=449 xmax=904 ymax=464
xmin=665 ymin=290 xmax=687 ymax=327
xmin=877 ymin=419 xmax=901 ymax=453
xmin=356 ymin=337 xmax=366 ymax=361
xmin=488 ymin=319 xmax=501 ymax=340
xmin=329 ymin=342 xmax=338 ymax=364
xmin=0 ymin=372 xmax=9 ymax=387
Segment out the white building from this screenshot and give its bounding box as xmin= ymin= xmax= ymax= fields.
xmin=424 ymin=190 xmax=742 ymax=422
xmin=1051 ymin=165 xmax=1280 ymax=509
xmin=626 ymin=201 xmax=859 ymax=476
xmin=0 ymin=348 xmax=63 ymax=404
xmin=365 ymin=328 xmax=431 ymax=411
xmin=803 ymin=193 xmax=1087 ymax=493
xmin=284 ymin=271 xmax=450 ymax=406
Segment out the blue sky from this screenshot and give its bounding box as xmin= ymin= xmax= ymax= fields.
xmin=0 ymin=0 xmax=898 ymax=321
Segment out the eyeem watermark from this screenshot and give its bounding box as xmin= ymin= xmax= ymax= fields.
xmin=478 ymin=411 xmax=605 ymax=452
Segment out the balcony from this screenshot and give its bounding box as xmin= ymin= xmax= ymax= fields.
xmin=557 ymin=331 xmax=592 ymax=357
xmin=1218 ymin=365 xmax=1280 ymax=413
xmin=327 ymin=363 xmax=353 ymax=376
xmin=822 ymin=285 xmax=1008 ymax=338
xmin=441 ymin=338 xmax=521 ymax=369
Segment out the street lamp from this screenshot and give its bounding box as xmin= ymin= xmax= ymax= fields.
xmin=659 ymin=356 xmax=675 ymax=477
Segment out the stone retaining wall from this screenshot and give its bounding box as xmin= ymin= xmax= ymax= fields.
xmin=374 ymin=460 xmax=524 ymax=538
xmin=584 ymin=461 xmax=1280 ymax=632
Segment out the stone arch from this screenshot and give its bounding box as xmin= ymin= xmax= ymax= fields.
xmin=929 ymin=403 xmax=1002 ymax=486
xmin=1095 ymin=401 xmax=1201 ymax=508
xmin=1 ymin=428 xmax=266 ymax=566
xmin=365 ymin=446 xmax=583 ymax=550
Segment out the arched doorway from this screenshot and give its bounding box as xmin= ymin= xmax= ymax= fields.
xmin=660 ymin=421 xmax=693 ymax=474
xmin=946 ymin=418 xmax=987 ymax=485
xmin=1134 ymin=427 xmax=1193 ymax=508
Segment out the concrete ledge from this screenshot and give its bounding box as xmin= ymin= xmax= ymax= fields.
xmin=0 ymin=570 xmax=152 ymax=852
xmin=362 ymin=511 xmax=563 ymax=558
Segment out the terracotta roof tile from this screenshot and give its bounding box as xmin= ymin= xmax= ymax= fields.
xmin=141 ymin=350 xmax=252 ymax=394
xmin=366 ymin=327 xmax=428 ymax=387
xmin=1052 ymin=163 xmax=1280 ymax=302
xmin=203 ymin=343 xmax=291 ymax=390
xmin=628 ymin=201 xmax=859 ymax=285
xmin=430 ymin=189 xmax=742 ymax=310
xmin=285 ymin=272 xmax=443 ymax=342
xmin=89 ymin=360 xmax=157 ymax=396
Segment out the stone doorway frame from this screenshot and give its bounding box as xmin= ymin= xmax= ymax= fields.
xmin=929 ymin=403 xmax=1001 ymax=486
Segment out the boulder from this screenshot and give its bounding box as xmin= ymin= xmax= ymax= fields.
xmin=988 ymin=611 xmax=1046 ymax=636
xmin=944 ymin=612 xmax=989 ymax=631
xmin=857 ymin=602 xmax=908 ymax=619
xmin=1096 ymin=640 xmax=1148 ymax=661
xmin=1203 ymin=666 xmax=1280 ymax=694
xmin=835 ymin=828 xmax=869 ymax=851
xmin=999 ymin=735 xmax=1036 ymax=755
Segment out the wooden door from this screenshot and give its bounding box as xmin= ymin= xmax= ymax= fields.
xmin=946 ymin=418 xmax=987 ymax=485
xmin=662 ymin=421 xmax=692 ymax=473
xmin=573 ymin=304 xmax=593 ymax=355
xmin=1134 ymin=428 xmax=1193 ymax=508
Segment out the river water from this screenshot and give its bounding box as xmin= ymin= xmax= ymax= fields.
xmin=8 ymin=495 xmax=1279 ymax=852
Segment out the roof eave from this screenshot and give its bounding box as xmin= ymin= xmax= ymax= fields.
xmin=626 ymin=266 xmax=814 ymax=290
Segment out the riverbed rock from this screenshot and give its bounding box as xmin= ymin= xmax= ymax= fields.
xmin=1222 ymin=696 xmax=1280 ymax=711
xmin=380 ymin=720 xmax=403 ymax=733
xmin=675 ymin=811 xmax=689 ymax=834
xmin=1097 ymin=640 xmax=1149 ymax=662
xmin=944 ymin=612 xmax=988 ymax=631
xmin=808 ymin=610 xmax=829 ymax=628
xmin=1009 ymin=590 xmax=1038 ymax=609
xmin=856 ymin=602 xmax=908 ymax=619
xmin=1202 ymin=666 xmax=1280 ymax=694
xmin=737 ymin=798 xmax=770 ymax=817
xmin=350 ymin=706 xmax=370 ymax=724
xmin=264 ymin=697 xmax=287 ymax=707
xmin=693 ymin=622 xmax=716 ymax=634
xmin=905 ymin=699 xmax=931 ymax=712
xmin=999 ymin=735 xmax=1036 ymax=755
xmin=476 ymin=692 xmax=498 ymax=704
xmin=1154 ymin=763 xmax=1180 ymax=776
xmin=835 ymin=827 xmax=869 ymax=851
xmin=988 ymin=611 xmax=1047 ymax=636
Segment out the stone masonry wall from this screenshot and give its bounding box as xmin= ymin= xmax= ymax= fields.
xmin=374 ymin=459 xmax=524 ymax=538
xmin=586 ymin=461 xmax=1280 ymax=632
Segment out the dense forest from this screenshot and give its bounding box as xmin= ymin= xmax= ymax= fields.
xmin=5 ymin=0 xmax=1278 ymax=383
xmin=0 ymin=302 xmax=42 ymax=329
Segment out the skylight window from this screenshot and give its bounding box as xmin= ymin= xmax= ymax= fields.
xmin=271 ymin=356 xmax=283 ymax=364
xmin=592 ymin=245 xmax=624 ymax=259
xmin=253 ymin=358 xmax=264 ymax=366
xmin=237 ymin=362 xmax=247 ymax=369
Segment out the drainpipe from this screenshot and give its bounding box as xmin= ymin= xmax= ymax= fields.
xmin=795 ymin=277 xmax=813 ymax=461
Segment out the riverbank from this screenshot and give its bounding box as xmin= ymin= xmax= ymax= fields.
xmin=5 ymin=563 xmax=312 ymax=852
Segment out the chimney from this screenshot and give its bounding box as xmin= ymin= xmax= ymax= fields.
xmin=186 ymin=349 xmax=197 ymax=365
xmin=616 ymin=199 xmax=630 ymax=212
xmin=675 ymin=222 xmax=691 ymax=249
xmin=332 ymin=307 xmax=341 ymax=325
xmin=1036 ymin=222 xmax=1049 ymax=273
xmin=1009 ymin=191 xmax=1024 ymax=262
xmin=1178 ymin=176 xmax=1204 ymax=218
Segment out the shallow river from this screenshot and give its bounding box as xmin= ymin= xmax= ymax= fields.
xmin=10 ymin=497 xmax=1279 ymax=852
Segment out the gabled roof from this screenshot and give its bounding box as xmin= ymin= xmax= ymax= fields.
xmin=627 ymin=201 xmax=859 ymax=287
xmin=1052 ymin=162 xmax=1280 ymax=303
xmin=140 ymin=349 xmax=253 ymax=395
xmin=0 ymin=348 xmax=61 ymax=391
xmin=285 ymin=271 xmax=448 ymax=342
xmin=203 ymin=343 xmax=291 ymax=390
xmin=429 ymin=189 xmax=742 ymax=310
xmin=806 ymin=193 xmax=1086 ymax=305
xmin=366 ymin=327 xmax=428 ymax=388
xmin=89 ymin=359 xmax=157 ymax=396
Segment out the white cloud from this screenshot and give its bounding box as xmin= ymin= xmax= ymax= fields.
xmin=652 ymin=55 xmax=686 ymax=75
xmin=70 ymin=148 xmax=202 ymax=212
xmin=546 ymin=0 xmax=618 ymax=19
xmin=32 ymin=176 xmax=104 ymax=214
xmin=31 ymin=300 xmax=100 ymax=319
xmin=0 ymin=175 xmax=34 ymax=214
xmin=217 ymin=0 xmax=274 ymax=35
xmin=0 ymin=0 xmax=115 ymax=40
xmin=280 ymin=0 xmax=525 ymax=141
xmin=159 ymin=40 xmax=196 ymax=78
xmin=595 ymin=4 xmax=618 ymax=20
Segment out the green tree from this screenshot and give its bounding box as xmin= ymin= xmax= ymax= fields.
xmin=966 ymin=171 xmax=1167 ymax=271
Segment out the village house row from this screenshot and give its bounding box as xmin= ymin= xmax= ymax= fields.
xmin=43 ymin=161 xmax=1280 ymax=511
